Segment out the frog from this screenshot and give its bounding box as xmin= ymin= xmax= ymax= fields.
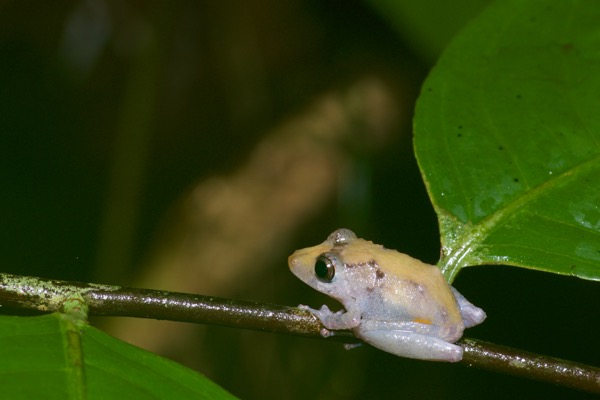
xmin=288 ymin=228 xmax=486 ymax=362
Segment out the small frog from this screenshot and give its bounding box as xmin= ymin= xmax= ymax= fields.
xmin=288 ymin=228 xmax=486 ymax=362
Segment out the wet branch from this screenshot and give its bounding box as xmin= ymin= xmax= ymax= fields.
xmin=0 ymin=272 xmax=598 ymax=394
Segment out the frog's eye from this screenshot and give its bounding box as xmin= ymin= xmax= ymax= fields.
xmin=315 ymin=255 xmax=335 ymax=282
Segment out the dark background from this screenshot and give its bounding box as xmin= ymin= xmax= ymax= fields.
xmin=1 ymin=1 xmax=597 ymax=399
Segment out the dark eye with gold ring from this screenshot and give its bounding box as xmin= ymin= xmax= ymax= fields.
xmin=315 ymin=254 xmax=335 ymax=282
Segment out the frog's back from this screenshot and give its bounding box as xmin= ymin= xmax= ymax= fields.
xmin=360 ymin=245 xmax=465 ymax=341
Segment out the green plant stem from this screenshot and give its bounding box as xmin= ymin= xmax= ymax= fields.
xmin=0 ymin=272 xmax=598 ymax=394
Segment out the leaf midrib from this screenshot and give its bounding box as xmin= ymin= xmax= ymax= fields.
xmin=440 ymin=153 xmax=600 ymax=281
xmin=59 ymin=314 xmax=86 ymax=400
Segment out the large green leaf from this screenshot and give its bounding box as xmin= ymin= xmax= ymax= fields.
xmin=414 ymin=0 xmax=600 ymax=282
xmin=0 ymin=314 xmax=235 ymax=399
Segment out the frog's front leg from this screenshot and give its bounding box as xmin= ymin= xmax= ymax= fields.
xmin=299 ymin=304 xmax=361 ymax=330
xmin=357 ymin=320 xmax=463 ymax=362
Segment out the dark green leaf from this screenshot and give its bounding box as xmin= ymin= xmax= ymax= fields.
xmin=414 ymin=0 xmax=600 ymax=281
xmin=0 ymin=314 xmax=236 ymax=399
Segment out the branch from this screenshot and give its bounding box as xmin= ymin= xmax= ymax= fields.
xmin=0 ymin=272 xmax=598 ymax=394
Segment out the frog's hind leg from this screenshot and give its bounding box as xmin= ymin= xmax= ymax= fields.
xmin=451 ymin=287 xmax=486 ymax=328
xmin=358 ymin=321 xmax=463 ymax=362
xmin=360 ymin=329 xmax=463 ymax=362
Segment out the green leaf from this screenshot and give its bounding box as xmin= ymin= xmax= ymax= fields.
xmin=414 ymin=0 xmax=600 ymax=282
xmin=0 ymin=314 xmax=236 ymax=399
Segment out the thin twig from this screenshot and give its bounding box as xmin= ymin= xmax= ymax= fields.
xmin=459 ymin=338 xmax=600 ymax=394
xmin=0 ymin=272 xmax=598 ymax=394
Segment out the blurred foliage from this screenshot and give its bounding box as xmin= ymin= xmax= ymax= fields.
xmin=368 ymin=0 xmax=491 ymax=61
xmin=0 ymin=1 xmax=596 ymax=399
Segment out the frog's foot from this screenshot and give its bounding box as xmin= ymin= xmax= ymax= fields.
xmin=297 ymin=304 xmax=315 ymax=312
xmin=320 ymin=328 xmax=334 ymax=337
xmin=343 ymin=342 xmax=363 ymax=350
xmin=298 ymin=304 xmax=360 ymax=331
xmin=451 ymin=287 xmax=486 ymax=328
xmin=297 ymin=305 xmax=336 ymax=337
xmin=297 ymin=303 xmax=337 ymax=315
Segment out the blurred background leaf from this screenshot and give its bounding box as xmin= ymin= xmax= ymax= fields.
xmin=367 ymin=0 xmax=491 ymax=62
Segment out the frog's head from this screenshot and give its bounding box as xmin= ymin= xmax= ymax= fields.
xmin=289 ymin=228 xmax=379 ymax=303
